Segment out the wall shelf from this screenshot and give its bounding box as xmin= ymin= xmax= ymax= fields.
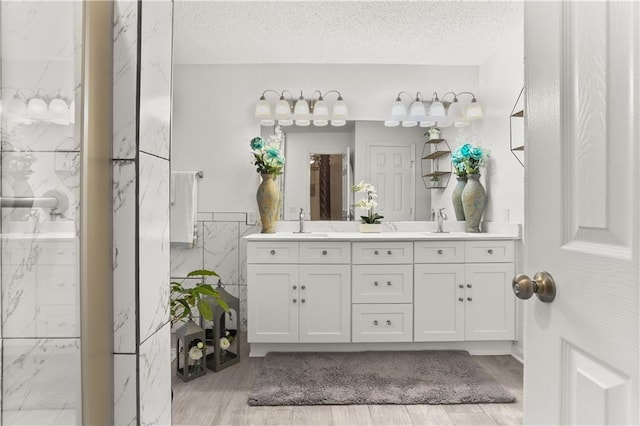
xmin=421 ymin=134 xmax=452 ymax=190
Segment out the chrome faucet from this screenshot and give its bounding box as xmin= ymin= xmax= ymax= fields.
xmin=436 ymin=208 xmax=448 ymax=233
xmin=298 ymin=208 xmax=305 ymax=233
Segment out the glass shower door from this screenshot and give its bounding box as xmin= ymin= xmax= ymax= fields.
xmin=1 ymin=1 xmax=82 ymax=424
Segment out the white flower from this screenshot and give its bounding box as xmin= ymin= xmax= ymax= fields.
xmin=188 ymin=346 xmax=203 ymax=360
xmin=220 ymin=337 xmax=231 ymax=350
xmin=196 ymin=341 xmax=204 ymax=349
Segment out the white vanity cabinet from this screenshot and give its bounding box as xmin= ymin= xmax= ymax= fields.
xmin=414 ymin=240 xmax=515 ymax=342
xmin=247 ymin=241 xmax=351 ymax=344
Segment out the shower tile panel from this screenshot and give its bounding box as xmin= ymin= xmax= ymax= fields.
xmin=170 ymin=222 xmax=204 ymax=278
xmin=139 ymin=323 xmax=171 ymax=426
xmin=238 ymin=223 xmax=259 ymax=285
xmin=138 ymin=0 xmax=173 ymax=160
xmin=203 ymin=222 xmax=239 ymax=285
xmin=2 ymin=238 xmax=78 ymax=338
xmin=2 ymin=338 xmax=81 ymax=423
xmin=113 ymin=0 xmax=139 ymax=160
xmin=113 ymin=161 xmax=137 ymax=353
xmin=139 ymin=153 xmax=170 ymax=342
xmin=114 ymin=353 xmax=137 ymax=426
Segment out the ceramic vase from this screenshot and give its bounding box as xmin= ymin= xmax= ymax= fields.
xmin=256 ymin=174 xmax=280 ymax=233
xmin=461 ymin=174 xmax=487 ymax=233
xmin=452 ymin=176 xmax=467 ymax=221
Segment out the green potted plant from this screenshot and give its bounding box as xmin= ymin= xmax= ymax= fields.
xmin=171 ymin=269 xmax=229 ymax=323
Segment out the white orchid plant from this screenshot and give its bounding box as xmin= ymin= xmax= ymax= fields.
xmin=352 ymin=181 xmax=383 ymax=224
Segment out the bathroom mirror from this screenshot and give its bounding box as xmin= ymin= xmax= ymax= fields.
xmin=265 ymin=123 xmax=355 ymax=221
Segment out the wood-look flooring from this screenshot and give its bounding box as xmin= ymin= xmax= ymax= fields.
xmin=172 ymin=334 xmax=523 ymax=426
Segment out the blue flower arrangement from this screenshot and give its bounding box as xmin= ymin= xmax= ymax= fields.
xmin=451 ymin=143 xmax=490 ymax=177
xmin=250 ymin=136 xmax=285 ymax=176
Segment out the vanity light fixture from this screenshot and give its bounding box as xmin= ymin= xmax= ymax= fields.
xmin=254 ymin=89 xmax=348 ymax=127
xmin=384 ymin=90 xmax=484 ymax=128
xmin=3 ymin=88 xmax=74 ymax=125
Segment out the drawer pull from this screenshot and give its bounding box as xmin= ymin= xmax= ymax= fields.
xmin=386 ymin=281 xmax=392 ymax=286
xmin=387 ymin=250 xmax=392 ymax=255
xmin=293 ymin=285 xmax=297 ymax=290
xmin=467 ymin=297 xmax=473 ymax=301
xmin=437 ymin=249 xmax=443 ymax=255
xmin=270 ymin=249 xmax=276 ymax=255
xmin=322 ymin=250 xmax=328 ymax=255
xmin=301 ymin=299 xmax=306 ymax=303
xmin=488 ymin=249 xmax=494 ymax=254
xmin=374 ymin=250 xmax=379 ymax=255
xmin=301 ymin=285 xmax=306 ymax=290
xmin=458 ymin=297 xmax=464 ymax=302
xmin=458 ymin=284 xmax=464 ymax=289
xmin=293 ymin=298 xmax=297 ymax=303
xmin=373 ymin=320 xmax=379 ymax=326
xmin=386 ymin=320 xmax=392 ymax=325
xmin=467 ymin=284 xmax=472 ymax=288
xmin=374 ymin=281 xmax=379 ymax=286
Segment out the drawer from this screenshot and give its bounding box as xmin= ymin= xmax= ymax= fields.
xmin=247 ymin=241 xmax=298 ymax=263
xmin=464 ymin=241 xmax=514 ymax=263
xmin=352 ymin=265 xmax=413 ymax=303
xmin=299 ymin=242 xmax=350 ymax=264
xmin=414 ymin=241 xmax=465 ymax=263
xmin=352 ymin=242 xmax=413 ymax=264
xmin=352 ymin=304 xmax=413 ymax=342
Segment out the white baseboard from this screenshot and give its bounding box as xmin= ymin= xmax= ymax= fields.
xmin=511 ymin=342 xmax=524 ymax=363
xmin=249 ymin=340 xmax=514 ymax=357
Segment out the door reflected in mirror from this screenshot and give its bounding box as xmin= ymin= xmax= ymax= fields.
xmin=309 ymin=153 xmax=344 ymax=220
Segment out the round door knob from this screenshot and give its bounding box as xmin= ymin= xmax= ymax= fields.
xmin=386 ymin=320 xmax=392 ymax=325
xmin=387 ymin=250 xmax=392 ymax=255
xmin=322 ymin=250 xmax=327 ymax=255
xmin=301 ymin=299 xmax=306 ymax=303
xmin=374 ymin=281 xmax=379 ymax=286
xmin=270 ymin=250 xmax=276 ymax=255
xmin=467 ymin=297 xmax=473 ymax=301
xmin=373 ymin=320 xmax=379 ymax=325
xmin=386 ymin=281 xmax=392 ymax=286
xmin=437 ymin=249 xmax=443 ymax=255
xmin=458 ymin=297 xmax=464 ymax=302
xmin=374 ymin=250 xmax=379 ymax=255
xmin=293 ymin=285 xmax=297 ymax=290
xmin=301 ymin=285 xmax=306 ymax=290
xmin=512 ymin=271 xmax=556 ymax=303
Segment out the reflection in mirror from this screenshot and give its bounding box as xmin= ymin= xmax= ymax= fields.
xmin=309 ymin=152 xmax=352 ymax=220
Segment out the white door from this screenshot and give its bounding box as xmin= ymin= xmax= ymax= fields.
xmin=298 ymin=265 xmax=350 ymax=343
xmin=369 ymin=145 xmax=414 ymax=221
xmin=524 ymin=2 xmax=639 ymax=424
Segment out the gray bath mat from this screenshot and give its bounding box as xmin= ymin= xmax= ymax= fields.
xmin=248 ymin=350 xmax=515 ymax=406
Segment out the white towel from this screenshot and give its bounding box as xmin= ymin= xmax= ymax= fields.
xmin=170 ymin=171 xmax=199 ymax=248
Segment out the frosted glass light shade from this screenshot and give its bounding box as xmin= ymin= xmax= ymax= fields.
xmin=390 ymin=100 xmax=407 ymax=119
xmin=69 ymin=99 xmax=75 ymax=124
xmin=278 ymin=119 xmax=293 ymax=126
xmin=384 ymin=119 xmax=400 ymax=127
xmin=402 ymin=120 xmax=417 ymax=127
xmin=466 ymin=101 xmax=484 ymax=120
xmin=49 ymin=98 xmax=70 ymax=125
xmin=260 ymin=119 xmax=275 ymax=126
xmin=437 ymin=118 xmax=452 ymax=128
xmin=295 ymin=118 xmax=311 ymax=126
xmin=27 ymin=97 xmax=47 ymax=115
xmin=429 ymin=100 xmax=445 ymax=118
xmin=419 ymin=120 xmax=437 ymax=128
xmin=331 ymin=120 xmax=346 ymax=127
xmin=274 ymin=99 xmax=291 ymax=120
xmin=313 ymin=99 xmax=329 ymax=126
xmin=454 ymin=120 xmax=471 ymax=128
xmin=409 ymin=100 xmax=426 ymax=118
xmin=254 ymin=99 xmax=271 ymax=118
xmin=294 ymin=98 xmax=310 ymax=116
xmin=332 ymin=99 xmax=349 ymax=120
xmin=447 ymin=101 xmax=463 ymax=120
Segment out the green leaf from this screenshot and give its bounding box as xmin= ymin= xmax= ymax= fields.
xmin=187 ymin=269 xmax=220 ymax=278
xmin=214 ymin=295 xmax=230 ymax=312
xmin=196 ymin=286 xmax=219 ymax=297
xmin=197 ymin=299 xmax=214 ymax=321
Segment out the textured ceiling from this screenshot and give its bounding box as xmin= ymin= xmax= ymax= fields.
xmin=173 ymin=1 xmax=524 ymax=66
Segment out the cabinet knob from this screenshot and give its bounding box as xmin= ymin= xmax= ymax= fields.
xmin=386 ymin=320 xmax=392 ymax=325
xmin=301 ymin=299 xmax=306 ymax=303
xmin=488 ymin=249 xmax=494 ymax=254
xmin=458 ymin=297 xmax=464 ymax=302
xmin=270 ymin=249 xmax=276 ymax=255
xmin=467 ymin=297 xmax=473 ymax=301
xmin=374 ymin=250 xmax=379 ymax=255
xmin=373 ymin=320 xmax=379 ymax=325
xmin=387 ymin=250 xmax=392 ymax=255
xmin=293 ymin=298 xmax=297 ymax=303
xmin=293 ymin=285 xmax=297 ymax=290
xmin=458 ymin=284 xmax=464 ymax=289
xmin=301 ymin=285 xmax=306 ymax=290
xmin=386 ymin=281 xmax=392 ymax=286
xmin=467 ymin=284 xmax=472 ymax=288
xmin=437 ymin=249 xmax=443 ymax=255
xmin=374 ymin=281 xmax=379 ymax=286
xmin=322 ymin=250 xmax=327 ymax=255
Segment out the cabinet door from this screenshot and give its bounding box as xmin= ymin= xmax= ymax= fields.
xmin=414 ymin=264 xmax=465 ymax=342
xmin=247 ymin=264 xmax=298 ymax=343
xmin=299 ymin=265 xmax=351 ymax=343
xmin=464 ymin=263 xmax=515 ymax=341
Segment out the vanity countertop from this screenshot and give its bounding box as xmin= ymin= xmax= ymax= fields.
xmin=245 ymin=231 xmax=519 ymax=242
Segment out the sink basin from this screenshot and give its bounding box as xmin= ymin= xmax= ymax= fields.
xmin=274 ymin=232 xmax=330 ymax=238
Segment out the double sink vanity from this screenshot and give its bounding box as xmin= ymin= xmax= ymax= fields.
xmin=245 ymin=224 xmax=520 ymax=356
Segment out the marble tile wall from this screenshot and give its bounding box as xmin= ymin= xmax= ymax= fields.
xmin=170 ymin=212 xmax=258 ymax=332
xmin=114 ymin=354 xmax=137 ymax=426
xmin=139 ymin=323 xmax=171 ymax=426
